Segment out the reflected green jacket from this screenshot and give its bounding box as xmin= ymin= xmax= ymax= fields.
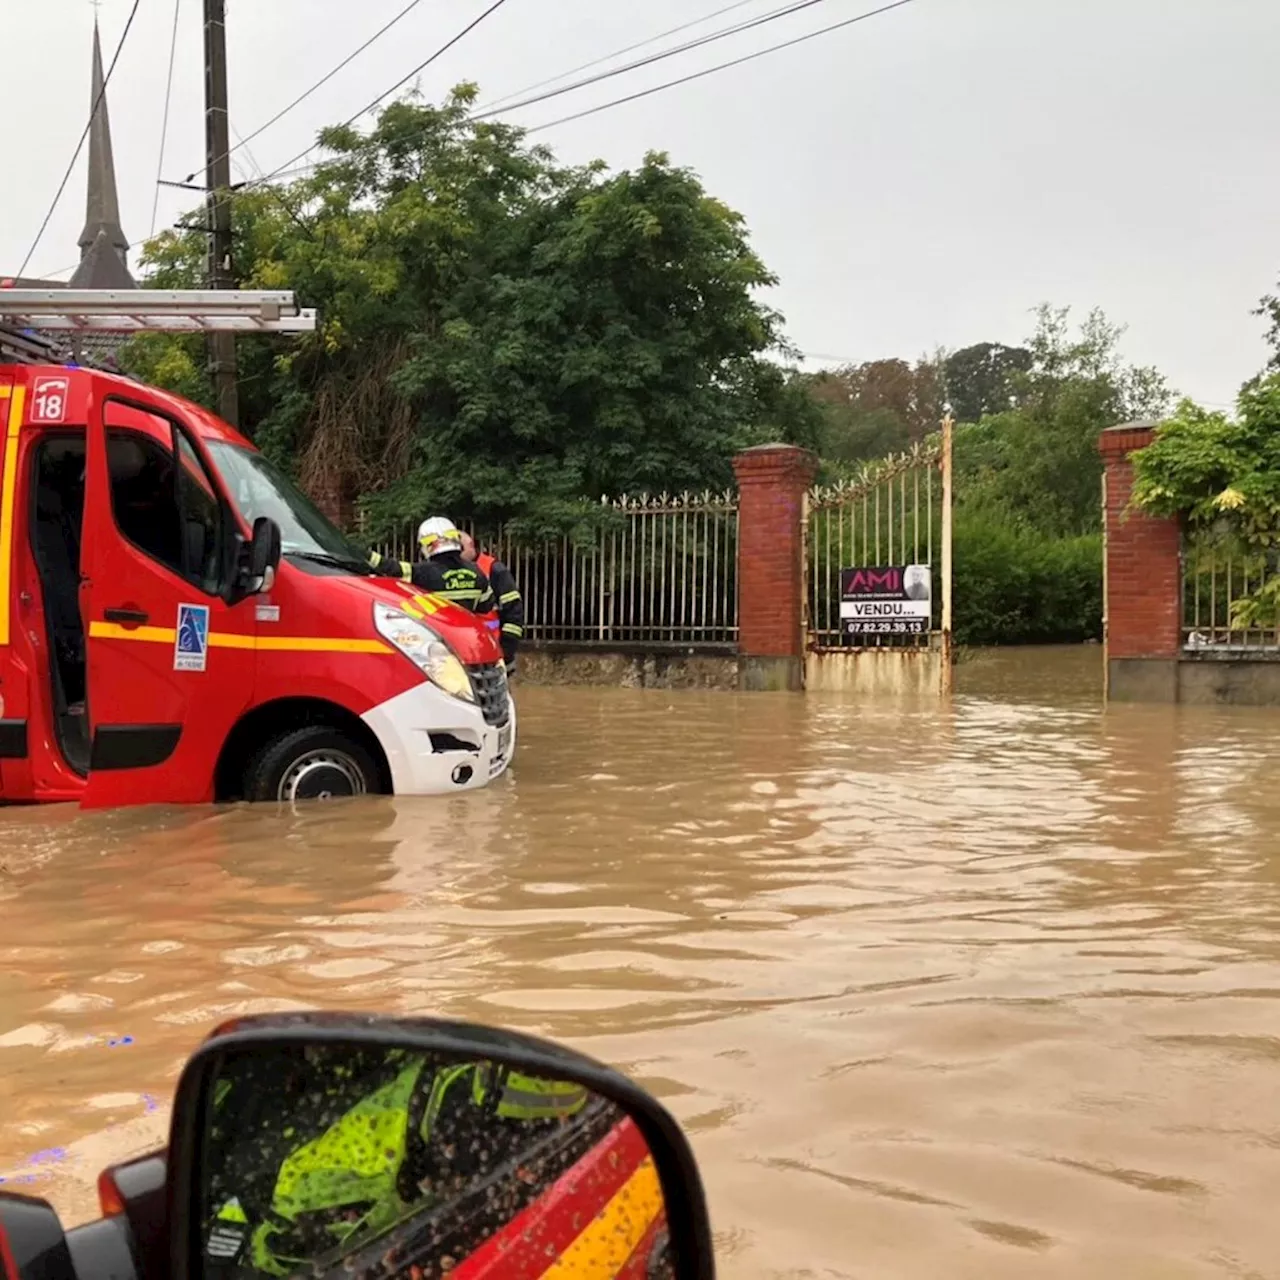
xmin=207 ymin=1057 xmax=586 ymax=1276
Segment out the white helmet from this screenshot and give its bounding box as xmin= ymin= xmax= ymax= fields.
xmin=417 ymin=515 xmax=462 ymax=557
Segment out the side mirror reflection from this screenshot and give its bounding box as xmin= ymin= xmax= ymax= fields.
xmin=190 ymin=1040 xmax=676 ymax=1280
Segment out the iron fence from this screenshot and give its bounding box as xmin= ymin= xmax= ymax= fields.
xmin=372 ymin=491 xmax=740 ymax=646
xmin=805 ymin=441 xmax=942 ymax=650
xmin=1182 ymin=535 xmax=1280 ymax=653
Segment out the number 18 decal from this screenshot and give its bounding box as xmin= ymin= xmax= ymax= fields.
xmin=30 ymin=376 xmax=70 ymax=424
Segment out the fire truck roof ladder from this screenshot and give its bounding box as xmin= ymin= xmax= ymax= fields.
xmin=0 ymin=289 xmax=317 ymax=335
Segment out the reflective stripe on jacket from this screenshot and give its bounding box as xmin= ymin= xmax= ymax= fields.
xmin=368 ymin=550 xmax=413 ymax=581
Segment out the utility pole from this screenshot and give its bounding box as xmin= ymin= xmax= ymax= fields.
xmin=203 ymin=0 xmax=239 ymax=426
xmin=939 ymin=407 xmax=955 ymax=696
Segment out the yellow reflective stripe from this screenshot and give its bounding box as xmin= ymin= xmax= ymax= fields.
xmin=538 ymin=1159 xmax=663 ymax=1280
xmin=221 ymin=635 xmax=390 ymax=654
xmin=369 ymin=552 xmax=412 ymax=581
xmin=501 ymin=623 xmax=523 ymax=636
xmin=498 ymin=590 xmax=521 ymax=605
xmin=89 ymin=622 xmax=177 ymax=644
xmin=0 ymin=385 xmax=25 ymax=648
xmin=88 ymin=621 xmax=392 ymax=654
xmin=216 ymin=1198 xmax=248 ymax=1225
xmin=423 ymin=1062 xmax=477 ymax=1138
xmin=393 ymin=593 xmax=447 ymax=620
xmin=497 ymin=1084 xmax=587 ymax=1119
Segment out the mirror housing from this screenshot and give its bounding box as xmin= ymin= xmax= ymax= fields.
xmin=228 ymin=517 xmax=281 ymax=602
xmin=246 ymin=517 xmax=281 ymax=587
xmin=0 ymin=1193 xmax=76 ymax=1280
xmin=165 ymin=1013 xmax=715 ymax=1280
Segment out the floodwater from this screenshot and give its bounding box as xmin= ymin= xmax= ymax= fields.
xmin=2 ymin=645 xmax=1280 ymax=1279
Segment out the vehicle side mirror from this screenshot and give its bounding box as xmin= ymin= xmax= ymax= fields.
xmin=165 ymin=1013 xmax=715 ymax=1280
xmin=229 ymin=517 xmax=282 ymax=601
xmin=247 ymin=517 xmax=281 ymax=585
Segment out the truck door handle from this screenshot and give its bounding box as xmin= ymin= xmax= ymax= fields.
xmin=103 ymin=607 xmax=149 ymax=626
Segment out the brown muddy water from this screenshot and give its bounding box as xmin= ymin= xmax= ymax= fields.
xmin=2 ymin=646 xmax=1279 ymax=1278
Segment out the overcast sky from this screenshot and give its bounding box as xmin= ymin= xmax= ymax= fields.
xmin=5 ymin=0 xmax=1277 ymax=407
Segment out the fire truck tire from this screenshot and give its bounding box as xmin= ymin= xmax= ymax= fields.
xmin=243 ymin=727 xmax=380 ymax=803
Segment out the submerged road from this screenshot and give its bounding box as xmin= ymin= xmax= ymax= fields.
xmin=2 ymin=647 xmax=1279 ymax=1278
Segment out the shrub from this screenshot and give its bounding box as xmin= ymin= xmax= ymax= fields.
xmin=953 ymin=507 xmax=1101 ymax=646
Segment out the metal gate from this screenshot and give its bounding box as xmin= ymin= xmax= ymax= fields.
xmin=803 ymin=418 xmax=954 ymax=694
xmin=373 ymin=490 xmax=740 ymax=646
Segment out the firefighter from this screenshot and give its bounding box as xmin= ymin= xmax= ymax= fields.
xmin=459 ymin=532 xmax=524 ymax=674
xmin=203 ymin=1050 xmax=588 ymax=1277
xmin=370 ymin=517 xmax=495 ymax=616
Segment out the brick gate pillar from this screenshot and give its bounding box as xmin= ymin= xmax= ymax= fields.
xmin=732 ymin=443 xmax=819 ymax=691
xmin=1098 ymin=422 xmax=1182 ymax=701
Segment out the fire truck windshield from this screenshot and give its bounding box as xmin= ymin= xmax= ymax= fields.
xmin=205 ymin=442 xmax=373 ymax=575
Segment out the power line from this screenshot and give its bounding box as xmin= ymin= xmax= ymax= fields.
xmin=473 ymin=0 xmax=843 ymax=123
xmin=176 ymin=0 xmax=429 ymax=185
xmin=235 ymin=0 xmax=843 ymax=189
xmin=526 ymin=0 xmax=917 ymax=133
xmin=157 ymin=0 xmax=914 ymax=219
xmin=229 ymin=121 xmax=265 ymax=181
xmin=25 ymin=261 xmax=82 ymax=282
xmin=150 ymin=0 xmax=183 ymax=238
xmin=478 ymin=0 xmax=763 ymax=113
xmin=243 ymin=0 xmax=512 ymax=193
xmin=18 ymin=0 xmax=142 ymax=278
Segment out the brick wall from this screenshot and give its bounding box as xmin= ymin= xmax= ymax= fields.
xmin=314 ymin=480 xmax=353 ymax=531
xmin=732 ymin=444 xmax=819 ymax=660
xmin=1098 ymin=423 xmax=1181 ymax=660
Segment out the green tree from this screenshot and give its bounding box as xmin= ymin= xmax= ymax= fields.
xmin=122 ymin=88 xmax=821 ymax=537
xmin=942 ymin=342 xmax=1031 ymax=423
xmin=956 ymin=306 xmax=1170 ymax=536
xmin=1131 ymin=374 xmax=1280 ymax=626
xmin=808 ymin=356 xmax=944 ymax=468
xmin=932 ymin=308 xmax=1168 ymax=645
xmin=1256 ymin=275 xmax=1280 ymax=374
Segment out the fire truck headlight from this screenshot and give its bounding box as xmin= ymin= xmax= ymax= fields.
xmin=374 ymin=603 xmax=476 ymax=703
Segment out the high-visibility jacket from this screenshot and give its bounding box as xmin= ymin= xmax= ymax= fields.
xmin=205 ymin=1057 xmax=587 ymax=1276
xmin=475 ymin=552 xmax=524 ymax=665
xmin=369 ymin=550 xmax=496 ymax=616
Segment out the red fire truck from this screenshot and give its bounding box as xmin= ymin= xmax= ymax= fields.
xmin=0 ymin=290 xmax=514 ymax=809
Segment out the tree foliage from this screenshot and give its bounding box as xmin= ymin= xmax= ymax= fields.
xmin=807 ymin=357 xmax=943 ymax=468
xmin=122 ymin=88 xmax=821 ymax=537
xmin=939 ymin=308 xmax=1168 ymax=644
xmin=942 ymin=342 xmax=1031 ymax=423
xmin=1257 ymin=275 xmax=1280 ymax=374
xmin=953 ymin=506 xmax=1102 ymax=646
xmin=953 ymin=306 xmax=1170 ymax=537
xmin=795 ymin=307 xmax=1167 ymax=645
xmin=1131 ymin=374 xmax=1280 ymax=627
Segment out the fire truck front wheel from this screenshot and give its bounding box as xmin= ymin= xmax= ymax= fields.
xmin=243 ymin=726 xmax=382 ymax=803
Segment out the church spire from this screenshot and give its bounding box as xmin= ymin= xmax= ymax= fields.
xmin=71 ymin=18 xmax=135 ymax=289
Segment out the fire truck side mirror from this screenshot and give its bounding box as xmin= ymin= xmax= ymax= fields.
xmin=242 ymin=517 xmax=281 ymax=593
xmin=165 ymin=1013 xmax=717 ymax=1280
xmin=247 ymin=517 xmax=281 ymax=581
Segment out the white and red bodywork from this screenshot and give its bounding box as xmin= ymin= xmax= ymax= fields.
xmin=0 ymin=364 xmax=512 ymax=808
